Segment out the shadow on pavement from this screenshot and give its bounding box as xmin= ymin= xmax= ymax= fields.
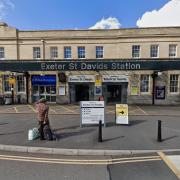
xmin=129 ymin=120 xmax=147 ymax=126
xmin=162 ymin=135 xmax=179 ymax=142
xmin=54 ymin=128 xmax=96 ymax=140
xmin=103 ymin=136 xmax=125 ymax=142
xmin=0 ymin=123 xmax=9 ymax=126
xmin=0 ymin=131 xmax=24 ymax=136
xmin=53 ymin=125 xmax=79 ymax=131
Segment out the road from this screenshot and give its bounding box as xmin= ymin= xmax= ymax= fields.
xmin=0 ymin=151 xmax=179 ymax=180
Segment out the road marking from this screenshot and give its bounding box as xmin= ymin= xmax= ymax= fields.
xmin=49 ymin=107 xmax=57 ymax=114
xmin=0 ymin=154 xmax=161 ymax=165
xmin=28 ymin=105 xmax=37 ymax=113
xmin=136 ymin=106 xmax=149 ymax=115
xmin=14 ymin=107 xmax=18 ymax=113
xmin=158 ymin=152 xmax=180 ymax=179
xmin=58 ymin=105 xmax=77 ymax=113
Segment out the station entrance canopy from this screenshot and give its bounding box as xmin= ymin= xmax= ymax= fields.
xmin=1 ymin=60 xmax=180 ymax=71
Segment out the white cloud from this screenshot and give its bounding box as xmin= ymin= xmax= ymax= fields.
xmin=0 ymin=0 xmax=14 ymax=21
xmin=137 ymin=0 xmax=180 ymax=27
xmin=89 ymin=17 xmax=121 ymax=29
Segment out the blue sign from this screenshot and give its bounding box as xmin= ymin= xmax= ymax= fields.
xmin=155 ymin=86 xmax=165 ymax=100
xmin=32 ymin=75 xmax=56 ymax=85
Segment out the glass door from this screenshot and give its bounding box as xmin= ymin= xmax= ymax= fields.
xmin=32 ymin=85 xmax=56 ymax=102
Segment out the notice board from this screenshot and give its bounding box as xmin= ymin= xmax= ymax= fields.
xmin=80 ymin=101 xmax=105 ymax=127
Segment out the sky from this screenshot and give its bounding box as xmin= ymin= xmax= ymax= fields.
xmin=0 ymin=0 xmax=180 ymax=30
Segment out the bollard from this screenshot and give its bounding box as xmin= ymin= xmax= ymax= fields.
xmin=98 ymin=120 xmax=103 ymax=142
xmin=157 ymin=120 xmax=162 ymax=142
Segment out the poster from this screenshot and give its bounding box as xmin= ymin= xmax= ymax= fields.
xmin=59 ymin=85 xmax=65 ymax=95
xmin=95 ymin=86 xmax=102 ymax=96
xmin=131 ymin=86 xmax=138 ymax=95
xmin=155 ymin=86 xmax=165 ymax=99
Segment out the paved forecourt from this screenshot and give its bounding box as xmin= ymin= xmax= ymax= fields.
xmin=1 ymin=104 xmax=180 ymax=116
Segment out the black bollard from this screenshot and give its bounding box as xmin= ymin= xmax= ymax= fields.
xmin=98 ymin=120 xmax=102 ymax=142
xmin=157 ymin=120 xmax=162 ymax=142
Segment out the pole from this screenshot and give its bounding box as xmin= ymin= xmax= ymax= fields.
xmin=98 ymin=120 xmax=102 ymax=142
xmin=152 ymin=75 xmax=155 ymax=105
xmin=25 ymin=72 xmax=29 ymax=104
xmin=157 ymin=120 xmax=162 ymax=142
xmin=11 ymin=84 xmax=14 ymax=104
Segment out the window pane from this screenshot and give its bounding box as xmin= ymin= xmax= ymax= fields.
xmin=17 ymin=75 xmax=25 ymax=92
xmin=64 ymin=47 xmax=71 ymax=59
xmin=170 ymin=74 xmax=178 ymax=93
xmin=3 ymin=75 xmax=11 ymax=92
xmin=33 ymin=47 xmax=41 ymax=59
xmin=78 ymin=46 xmax=85 ymax=58
xmin=169 ymin=44 xmax=177 ymax=57
xmin=150 ymin=45 xmax=158 ymax=58
xmin=50 ymin=47 xmax=58 ymax=59
xmin=140 ymin=75 xmax=149 ymax=93
xmin=132 ymin=45 xmax=140 ymax=58
xmin=96 ymin=46 xmax=103 ymax=58
xmin=0 ymin=47 xmax=5 ymax=59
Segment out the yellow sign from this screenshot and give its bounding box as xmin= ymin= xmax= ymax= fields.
xmin=116 ymin=104 xmax=128 ymax=116
xmin=8 ymin=78 xmax=16 ymax=85
xmin=95 ymin=79 xmax=102 ymax=86
xmin=116 ymin=104 xmax=129 ymax=124
xmin=131 ymin=86 xmax=138 ymax=95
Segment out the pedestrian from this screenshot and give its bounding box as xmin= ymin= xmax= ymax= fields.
xmin=35 ymin=98 xmax=49 ymax=140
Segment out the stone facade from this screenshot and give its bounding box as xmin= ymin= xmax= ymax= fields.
xmin=0 ymin=22 xmax=180 ymax=105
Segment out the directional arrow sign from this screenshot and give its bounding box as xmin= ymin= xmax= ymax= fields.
xmin=116 ymin=104 xmax=129 ymax=125
xmin=120 ymin=111 xmax=124 ymax=114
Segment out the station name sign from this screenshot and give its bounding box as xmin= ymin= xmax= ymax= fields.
xmin=1 ymin=60 xmax=180 ymax=71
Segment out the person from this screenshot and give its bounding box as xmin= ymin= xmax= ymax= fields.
xmin=35 ymin=98 xmax=49 ymax=140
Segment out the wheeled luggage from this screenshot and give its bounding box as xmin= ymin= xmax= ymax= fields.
xmin=43 ymin=124 xmax=53 ymax=140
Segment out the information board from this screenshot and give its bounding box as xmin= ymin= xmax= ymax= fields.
xmin=116 ymin=104 xmax=129 ymax=125
xmin=80 ymin=101 xmax=105 ymax=127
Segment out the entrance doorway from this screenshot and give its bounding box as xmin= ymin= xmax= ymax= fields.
xmin=107 ymin=85 xmax=121 ymax=103
xmin=75 ymin=84 xmax=89 ymax=102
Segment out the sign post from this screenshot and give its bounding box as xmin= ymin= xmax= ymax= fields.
xmin=80 ymin=101 xmax=105 ymax=127
xmin=116 ymin=104 xmax=129 ymax=125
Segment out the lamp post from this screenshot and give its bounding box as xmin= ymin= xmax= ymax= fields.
xmin=41 ymin=39 xmax=45 ymax=60
xmin=151 ymin=71 xmax=158 ymax=105
xmin=24 ymin=72 xmax=30 ymax=104
xmin=10 ymin=73 xmax=16 ymax=104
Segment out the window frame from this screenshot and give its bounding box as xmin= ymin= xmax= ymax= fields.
xmin=140 ymin=74 xmax=150 ymax=94
xmin=96 ymin=46 xmax=104 ymax=59
xmin=64 ymin=46 xmax=72 ymax=59
xmin=78 ymin=46 xmax=86 ymax=59
xmin=169 ymin=44 xmax=177 ymax=58
xmin=3 ymin=75 xmax=11 ymax=93
xmin=169 ymin=74 xmax=179 ymax=94
xmin=33 ymin=47 xmax=41 ymax=59
xmin=132 ymin=45 xmax=140 ymax=58
xmin=50 ymin=46 xmax=58 ymax=59
xmin=17 ymin=75 xmax=25 ymax=93
xmin=150 ymin=44 xmax=159 ymax=58
xmin=0 ymin=47 xmax=5 ymax=59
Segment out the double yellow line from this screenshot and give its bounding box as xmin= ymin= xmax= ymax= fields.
xmin=0 ymin=154 xmax=161 ymax=165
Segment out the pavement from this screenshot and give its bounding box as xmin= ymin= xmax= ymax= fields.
xmin=1 ymin=104 xmax=180 ymax=176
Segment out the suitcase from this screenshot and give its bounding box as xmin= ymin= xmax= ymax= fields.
xmin=43 ymin=124 xmax=53 ymax=141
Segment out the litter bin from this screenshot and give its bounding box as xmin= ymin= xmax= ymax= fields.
xmin=5 ymin=96 xmax=12 ymax=105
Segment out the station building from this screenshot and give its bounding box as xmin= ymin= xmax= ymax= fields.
xmin=0 ymin=22 xmax=180 ymax=105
